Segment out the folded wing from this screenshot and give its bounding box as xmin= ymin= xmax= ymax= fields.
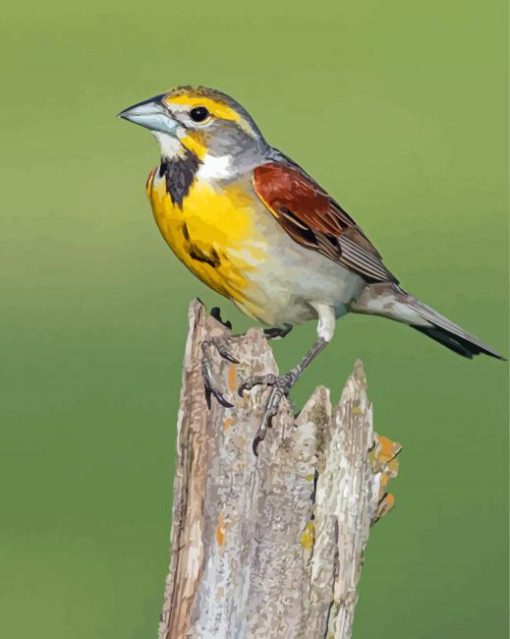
xmin=253 ymin=158 xmax=398 ymax=284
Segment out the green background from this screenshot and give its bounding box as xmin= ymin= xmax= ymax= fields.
xmin=1 ymin=1 xmax=508 ymax=637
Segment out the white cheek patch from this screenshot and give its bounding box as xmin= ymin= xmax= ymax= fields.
xmin=196 ymin=154 xmax=234 ymax=180
xmin=152 ymin=131 xmax=182 ymax=158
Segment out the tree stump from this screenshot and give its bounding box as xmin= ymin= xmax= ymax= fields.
xmin=158 ymin=300 xmax=401 ymax=639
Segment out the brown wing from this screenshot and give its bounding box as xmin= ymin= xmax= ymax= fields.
xmin=253 ymin=160 xmax=398 ymax=284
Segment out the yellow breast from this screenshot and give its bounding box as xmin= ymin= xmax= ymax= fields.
xmin=146 ymin=169 xmax=268 ymax=313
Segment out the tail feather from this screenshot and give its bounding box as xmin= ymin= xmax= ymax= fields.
xmin=411 ymin=325 xmax=500 ymax=359
xmin=351 ymin=282 xmax=505 ymax=360
xmin=407 ymin=297 xmax=505 ymax=360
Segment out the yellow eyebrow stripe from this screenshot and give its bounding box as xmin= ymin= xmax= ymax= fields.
xmin=166 ymin=95 xmax=241 ymax=123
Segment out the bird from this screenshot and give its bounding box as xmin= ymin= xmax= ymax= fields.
xmin=119 ymin=86 xmax=504 ymax=451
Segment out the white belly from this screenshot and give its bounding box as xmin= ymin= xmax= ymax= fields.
xmin=230 ymin=208 xmax=365 ymax=326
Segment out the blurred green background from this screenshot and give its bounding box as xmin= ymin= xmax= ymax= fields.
xmin=1 ymin=1 xmax=507 ymax=637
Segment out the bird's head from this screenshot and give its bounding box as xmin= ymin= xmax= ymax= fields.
xmin=119 ymin=86 xmax=268 ymax=176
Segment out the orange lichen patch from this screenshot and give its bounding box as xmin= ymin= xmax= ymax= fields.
xmin=368 ymin=433 xmax=402 ymax=524
xmin=300 ymin=521 xmax=315 ymax=551
xmin=216 ymin=513 xmax=226 ymax=546
xmin=373 ymin=493 xmax=396 ymax=523
xmin=379 ymin=473 xmax=389 ymax=489
xmin=228 ymin=364 xmax=237 ymax=393
xmin=223 ymin=417 xmax=234 ymax=432
xmin=369 ymin=435 xmax=401 ymax=476
xmin=377 ymin=435 xmax=400 ymax=464
xmin=386 ymin=457 xmax=399 ymax=477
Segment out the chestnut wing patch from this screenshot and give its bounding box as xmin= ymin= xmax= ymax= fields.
xmin=253 ymin=162 xmax=397 ymax=283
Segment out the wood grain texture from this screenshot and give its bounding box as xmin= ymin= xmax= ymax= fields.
xmin=158 ymin=300 xmax=401 ymax=639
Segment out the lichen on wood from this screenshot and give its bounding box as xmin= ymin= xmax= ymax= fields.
xmin=158 ymin=300 xmax=401 ymax=639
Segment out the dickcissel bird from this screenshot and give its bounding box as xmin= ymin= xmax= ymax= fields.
xmin=120 ymin=86 xmax=503 ymax=450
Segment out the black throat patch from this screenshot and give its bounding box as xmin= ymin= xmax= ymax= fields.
xmin=159 ymin=149 xmax=201 ymax=208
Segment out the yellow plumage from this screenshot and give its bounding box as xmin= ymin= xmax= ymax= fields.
xmin=146 ymin=170 xmax=268 ymax=312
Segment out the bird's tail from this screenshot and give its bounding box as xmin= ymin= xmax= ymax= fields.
xmin=350 ymin=282 xmax=505 ymax=360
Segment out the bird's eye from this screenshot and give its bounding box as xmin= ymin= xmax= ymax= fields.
xmin=189 ymin=106 xmax=210 ymax=123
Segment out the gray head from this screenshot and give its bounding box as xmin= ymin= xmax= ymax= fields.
xmin=119 ymin=86 xmax=269 ymax=176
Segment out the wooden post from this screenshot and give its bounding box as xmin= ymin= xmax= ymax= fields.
xmin=158 ymin=300 xmax=401 ymax=639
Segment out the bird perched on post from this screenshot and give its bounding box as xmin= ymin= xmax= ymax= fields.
xmin=119 ymin=86 xmax=504 ymax=450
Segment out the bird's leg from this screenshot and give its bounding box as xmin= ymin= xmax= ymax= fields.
xmin=263 ymin=323 xmax=293 ymax=340
xmin=201 ymin=337 xmax=239 ymax=409
xmin=240 ymin=304 xmax=336 ymax=454
xmin=203 ymin=311 xmax=291 ymax=407
xmin=239 ymin=337 xmax=328 ymax=453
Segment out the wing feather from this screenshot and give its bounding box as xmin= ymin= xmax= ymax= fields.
xmin=253 ymin=159 xmax=398 ymax=284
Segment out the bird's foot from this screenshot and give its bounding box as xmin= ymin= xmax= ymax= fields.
xmin=238 ymin=369 xmax=299 ymax=454
xmin=201 ymin=338 xmax=239 ymax=408
xmin=263 ymin=323 xmax=293 ymax=340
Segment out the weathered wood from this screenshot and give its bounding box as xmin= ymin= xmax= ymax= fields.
xmin=158 ymin=300 xmax=401 ymax=639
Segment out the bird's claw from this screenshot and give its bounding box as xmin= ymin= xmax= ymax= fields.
xmin=204 ymin=383 xmax=234 ymax=410
xmin=214 ymin=341 xmax=239 ymax=364
xmin=210 ymin=306 xmax=232 ymax=330
xmin=238 ymin=373 xmax=278 ymax=396
xmin=239 ymin=371 xmax=298 ymax=455
xmin=201 ymin=338 xmax=239 ymax=409
xmin=263 ymin=323 xmax=293 ymax=340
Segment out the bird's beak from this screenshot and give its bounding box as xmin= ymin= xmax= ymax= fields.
xmin=118 ymin=94 xmax=176 ymax=135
